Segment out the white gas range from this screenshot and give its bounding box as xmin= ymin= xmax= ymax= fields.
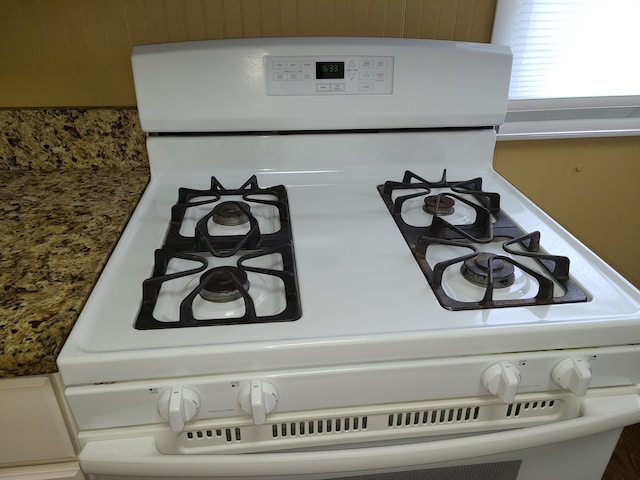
xmin=57 ymin=38 xmax=640 ymax=480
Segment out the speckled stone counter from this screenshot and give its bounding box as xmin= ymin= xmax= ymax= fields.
xmin=0 ymin=109 xmax=146 ymax=170
xmin=0 ymin=169 xmax=149 ymax=377
xmin=0 ymin=109 xmax=149 ymax=377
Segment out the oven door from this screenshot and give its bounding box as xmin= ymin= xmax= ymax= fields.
xmin=79 ymin=392 xmax=640 ymax=480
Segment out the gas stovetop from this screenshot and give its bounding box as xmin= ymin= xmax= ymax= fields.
xmin=56 ymin=132 xmax=640 ymax=387
xmin=138 ymin=166 xmax=593 ymax=333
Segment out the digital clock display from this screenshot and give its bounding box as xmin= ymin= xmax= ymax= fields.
xmin=316 ymin=61 xmax=345 ymax=79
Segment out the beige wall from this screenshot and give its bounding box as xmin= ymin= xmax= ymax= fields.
xmin=2 ymin=0 xmax=638 ymax=288
xmin=0 ymin=0 xmax=496 ymax=107
xmin=494 ymin=137 xmax=640 ymax=288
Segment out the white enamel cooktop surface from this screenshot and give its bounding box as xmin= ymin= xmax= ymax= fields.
xmin=57 ymin=131 xmax=640 ymax=385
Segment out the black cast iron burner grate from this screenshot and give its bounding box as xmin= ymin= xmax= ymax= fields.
xmin=135 ymin=176 xmax=301 ymax=329
xmin=377 ymin=170 xmax=588 ymax=310
xmin=165 ymin=175 xmax=292 ymax=253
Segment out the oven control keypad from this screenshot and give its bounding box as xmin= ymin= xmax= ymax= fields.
xmin=265 ymin=55 xmax=394 ymax=96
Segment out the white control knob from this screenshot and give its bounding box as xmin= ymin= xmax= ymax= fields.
xmin=238 ymin=380 xmax=279 ymax=425
xmin=157 ymin=387 xmax=201 ymax=432
xmin=482 ymin=361 xmax=521 ymax=403
xmin=552 ymin=357 xmax=592 ymax=397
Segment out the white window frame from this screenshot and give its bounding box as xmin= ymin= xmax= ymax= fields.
xmin=492 ymin=0 xmax=640 ymax=140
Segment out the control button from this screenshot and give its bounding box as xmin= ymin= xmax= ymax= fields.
xmin=373 ymin=72 xmax=387 ymax=81
xmin=302 ymin=72 xmax=314 ymax=80
xmin=552 ymin=358 xmax=592 ymax=397
xmin=331 ymin=83 xmax=345 ymax=92
xmin=287 ymin=72 xmax=300 ymax=81
xmin=238 ymin=380 xmax=279 ymax=425
xmin=316 ymin=84 xmax=330 ymax=92
xmin=301 ymin=61 xmax=313 ymax=69
xmin=359 ymin=72 xmax=373 ymax=81
xmin=374 ymin=59 xmax=387 ymax=68
xmin=272 ymin=60 xmax=286 ymax=69
xmin=287 ymin=61 xmax=300 ymax=69
xmin=359 ymin=83 xmax=373 ymax=92
xmin=360 ymin=59 xmax=373 ymax=68
xmin=157 ymin=387 xmax=201 ymax=432
xmin=348 ymin=60 xmax=357 ymax=68
xmin=348 ymin=72 xmax=357 ymax=80
xmin=482 ymin=361 xmax=521 ymax=403
xmin=273 ymin=72 xmax=286 ymax=81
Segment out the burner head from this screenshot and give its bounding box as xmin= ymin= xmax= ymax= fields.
xmin=423 ymin=195 xmax=455 ymax=216
xmin=199 ymin=267 xmax=250 ymax=303
xmin=212 ymin=201 xmax=251 ymax=226
xmin=460 ymin=253 xmax=515 ymax=288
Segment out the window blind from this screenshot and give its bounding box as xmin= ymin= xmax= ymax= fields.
xmin=492 ymin=0 xmax=640 ymax=139
xmin=492 ymin=0 xmax=640 ymax=100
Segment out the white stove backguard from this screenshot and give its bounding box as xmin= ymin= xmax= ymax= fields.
xmin=131 ymin=37 xmax=512 ymax=133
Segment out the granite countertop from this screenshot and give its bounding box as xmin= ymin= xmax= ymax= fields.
xmin=0 ymin=108 xmax=149 ymax=378
xmin=0 ymin=168 xmax=149 ymax=377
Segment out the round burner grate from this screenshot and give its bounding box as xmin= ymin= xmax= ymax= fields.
xmin=461 ymin=253 xmax=515 ymax=288
xmin=199 ymin=267 xmax=250 ymax=303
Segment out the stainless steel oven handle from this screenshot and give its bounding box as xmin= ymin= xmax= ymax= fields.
xmin=79 ymin=393 xmax=640 ymax=477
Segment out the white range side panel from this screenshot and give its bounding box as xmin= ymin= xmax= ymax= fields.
xmin=132 ymin=37 xmax=512 ymax=132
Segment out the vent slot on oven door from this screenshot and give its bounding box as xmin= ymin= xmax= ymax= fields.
xmin=506 ymin=399 xmax=556 ymax=418
xmin=168 ymin=394 xmax=573 ymax=455
xmin=388 ymin=406 xmax=480 ymax=427
xmin=186 ymin=427 xmax=242 ymax=443
xmin=272 ymin=416 xmax=368 ymax=438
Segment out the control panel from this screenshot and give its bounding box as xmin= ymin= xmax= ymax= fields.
xmin=65 ymin=345 xmax=640 ymax=432
xmin=265 ymin=55 xmax=394 ymax=96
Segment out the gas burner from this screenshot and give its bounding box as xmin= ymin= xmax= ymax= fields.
xmin=423 ymin=195 xmax=455 ymax=216
xmin=460 ymin=253 xmax=515 ymax=288
xmin=135 ymin=176 xmax=301 ymax=329
xmin=380 ymin=170 xmax=589 ymax=310
xmin=199 ymin=267 xmax=250 ymax=303
xmin=164 ymin=175 xmax=291 ymax=252
xmin=211 ymin=201 xmax=251 ymax=226
xmin=378 ymin=169 xmax=502 ymax=242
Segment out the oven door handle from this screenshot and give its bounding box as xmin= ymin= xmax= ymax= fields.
xmin=79 ymin=393 xmax=640 ymax=477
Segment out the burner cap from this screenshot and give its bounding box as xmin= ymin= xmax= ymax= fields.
xmin=423 ymin=195 xmax=455 ymax=215
xmin=460 ymin=253 xmax=515 ymax=288
xmin=212 ymin=201 xmax=251 ymax=226
xmin=199 ymin=267 xmax=250 ymax=303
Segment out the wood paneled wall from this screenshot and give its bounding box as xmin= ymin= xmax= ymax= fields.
xmin=0 ymin=0 xmax=496 ymax=107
